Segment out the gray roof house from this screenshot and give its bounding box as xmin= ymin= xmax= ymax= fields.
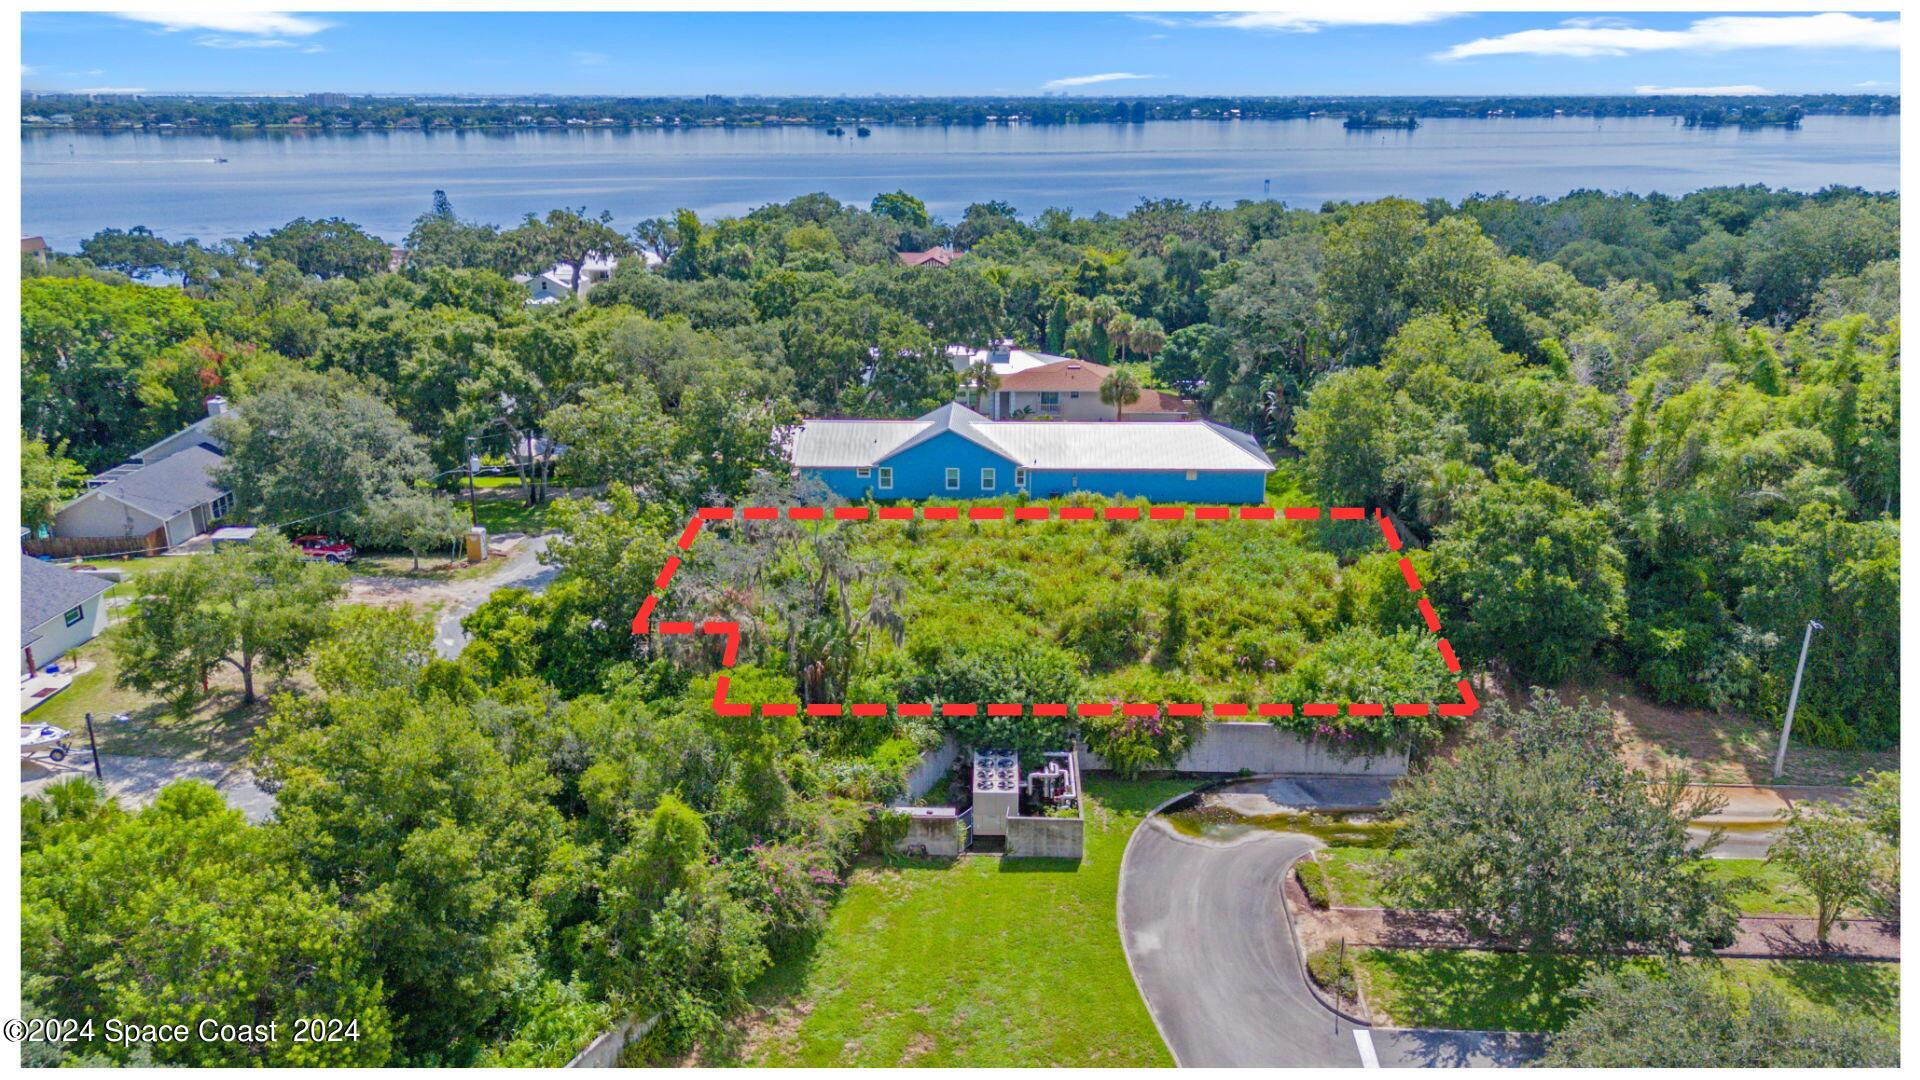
xmin=46 ymin=398 xmax=237 ymax=554
xmin=20 ymin=555 xmax=113 ymax=674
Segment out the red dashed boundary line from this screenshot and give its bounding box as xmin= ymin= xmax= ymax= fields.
xmin=635 ymin=504 xmax=1479 ymax=722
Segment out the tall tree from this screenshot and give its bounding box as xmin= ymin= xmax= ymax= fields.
xmin=21 ymin=435 xmax=86 ymax=532
xmin=112 ymin=533 xmax=345 ymax=708
xmin=1099 ymin=367 xmax=1142 ymax=421
xmin=213 ymin=368 xmax=433 ymax=531
xmin=511 ymin=207 xmax=631 ymax=297
xmin=1385 ymin=692 xmax=1737 ymax=955
xmin=245 ymin=217 xmax=393 ymax=280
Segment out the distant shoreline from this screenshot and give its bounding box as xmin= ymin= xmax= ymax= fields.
xmin=20 ymin=112 xmax=1896 ymax=140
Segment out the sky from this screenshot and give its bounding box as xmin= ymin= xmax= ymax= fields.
xmin=18 ymin=9 xmax=1902 ymax=98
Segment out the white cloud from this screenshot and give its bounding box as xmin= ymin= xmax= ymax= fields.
xmin=574 ymin=51 xmax=611 ymax=68
xmin=1207 ymin=9 xmax=1460 ymax=33
xmin=1042 ymin=72 xmax=1157 ymax=90
xmin=197 ymin=36 xmax=323 ymax=53
xmin=117 ymin=12 xmax=329 ymax=37
xmin=1634 ymin=85 xmax=1773 ymax=97
xmin=71 ymin=86 xmax=148 ymax=95
xmin=1438 ymin=13 xmax=1898 ymax=61
xmin=1854 ymin=80 xmax=1897 ymax=89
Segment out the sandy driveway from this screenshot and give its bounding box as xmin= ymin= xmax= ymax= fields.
xmin=342 ymin=535 xmax=558 ymax=658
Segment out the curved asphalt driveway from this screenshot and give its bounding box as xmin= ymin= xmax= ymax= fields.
xmin=1120 ymin=820 xmax=1361 ymax=1067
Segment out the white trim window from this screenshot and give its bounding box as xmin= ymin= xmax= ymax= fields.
xmin=1186 ymin=469 xmax=1198 ymax=481
xmin=945 ymin=467 xmax=961 ymax=491
xmin=878 ymin=467 xmax=894 ymax=490
xmin=855 ymin=466 xmax=872 ymax=479
xmin=981 ymin=467 xmax=997 ymax=492
xmin=1014 ymin=467 xmax=1028 ymax=489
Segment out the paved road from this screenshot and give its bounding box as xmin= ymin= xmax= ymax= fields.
xmin=343 ymin=535 xmax=558 ymax=659
xmin=21 ymin=753 xmax=275 ymax=822
xmin=432 ymin=536 xmax=559 ymax=658
xmin=1118 ymin=787 xmax=1549 ymax=1068
xmin=1120 ymin=819 xmax=1363 ymax=1067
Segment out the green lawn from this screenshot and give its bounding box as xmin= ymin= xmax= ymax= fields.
xmin=27 ymin=638 xmax=268 ymax=762
xmin=1315 ymin=847 xmax=1395 ymax=907
xmin=1316 ymin=850 xmax=1814 ymax=917
xmin=1355 ymin=949 xmax=1898 ymax=1036
xmin=472 ymin=495 xmax=553 ymax=536
xmin=1702 ymin=859 xmax=1817 ymax=917
xmin=704 ymin=778 xmax=1191 ymax=1067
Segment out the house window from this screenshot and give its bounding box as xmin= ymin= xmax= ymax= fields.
xmin=1039 ymin=391 xmax=1060 ymax=405
xmin=63 ymin=605 xmax=84 ymax=627
xmin=878 ymin=467 xmax=894 ymax=490
xmin=1070 ymin=391 xmax=1080 ymax=399
xmin=981 ymin=468 xmax=997 ymax=492
xmin=210 ymin=493 xmax=232 ymax=519
xmin=1186 ymin=470 xmax=1198 ymax=481
xmin=1014 ymin=467 xmax=1028 ymax=489
xmin=855 ymin=467 xmax=872 ymax=478
xmin=945 ymin=467 xmax=961 ymax=491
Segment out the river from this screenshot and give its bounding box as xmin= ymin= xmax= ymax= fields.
xmin=22 ymin=115 xmax=1899 ymax=248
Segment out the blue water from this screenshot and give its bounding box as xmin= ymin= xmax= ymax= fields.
xmin=21 ymin=115 xmax=1899 ymax=248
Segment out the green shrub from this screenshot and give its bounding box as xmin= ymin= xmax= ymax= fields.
xmin=1296 ymin=858 xmax=1332 ymax=910
xmin=1305 ymin=943 xmax=1358 ymax=1001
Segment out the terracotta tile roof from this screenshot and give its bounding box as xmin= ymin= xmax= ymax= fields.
xmin=994 ymin=359 xmax=1190 ymax=416
xmin=897 ymin=247 xmax=959 ymax=267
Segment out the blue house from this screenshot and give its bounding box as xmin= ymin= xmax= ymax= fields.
xmin=791 ymin=404 xmax=1273 ymax=503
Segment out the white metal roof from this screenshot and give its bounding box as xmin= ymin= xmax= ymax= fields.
xmin=789 ymin=419 xmax=926 ymax=468
xmin=791 ymin=407 xmax=1273 ymax=473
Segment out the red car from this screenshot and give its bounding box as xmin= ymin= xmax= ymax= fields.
xmin=294 ymin=535 xmax=357 ymax=563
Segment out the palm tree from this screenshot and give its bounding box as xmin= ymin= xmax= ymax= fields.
xmin=1100 ymin=367 xmax=1142 ymax=421
xmin=967 ymin=358 xmax=1002 ymax=416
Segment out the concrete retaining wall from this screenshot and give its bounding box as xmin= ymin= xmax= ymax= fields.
xmin=896 ymin=807 xmax=966 ymax=857
xmin=1077 ymin=722 xmax=1407 ymax=777
xmin=565 ymin=1013 xmax=659 ymax=1068
xmin=1005 ymin=814 xmax=1084 ymax=859
xmin=902 ymin=735 xmax=959 ymax=801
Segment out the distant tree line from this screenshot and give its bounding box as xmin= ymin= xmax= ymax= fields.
xmin=21 ymin=92 xmax=1899 ymax=132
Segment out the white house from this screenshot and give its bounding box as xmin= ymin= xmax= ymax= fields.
xmin=513 ymin=250 xmax=663 ymax=304
xmin=20 ymin=556 xmax=113 ymax=674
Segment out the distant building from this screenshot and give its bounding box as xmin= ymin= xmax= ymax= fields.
xmin=512 ymin=250 xmax=661 ymax=303
xmin=987 ymin=358 xmax=1191 ymax=421
xmin=947 ymin=343 xmax=1058 ymax=380
xmin=21 ymin=235 xmax=49 ymax=264
xmin=792 ymin=403 xmax=1272 ymax=503
xmin=48 ymin=398 xmax=235 ymax=553
xmin=20 ymin=556 xmax=113 ymax=674
xmin=897 ymin=246 xmax=960 ymax=268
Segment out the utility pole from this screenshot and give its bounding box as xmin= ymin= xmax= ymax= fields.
xmin=465 ymin=435 xmax=479 ymax=527
xmin=1772 ymin=619 xmax=1824 ymax=780
xmin=83 ymin=712 xmax=103 ymax=781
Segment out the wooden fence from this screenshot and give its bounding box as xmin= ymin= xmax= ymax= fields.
xmin=23 ymin=528 xmax=167 ymax=560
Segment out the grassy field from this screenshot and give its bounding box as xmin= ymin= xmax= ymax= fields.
xmin=698 ymin=778 xmax=1191 ymax=1067
xmin=1354 ymin=949 xmax=1898 ymax=1036
xmin=27 ymin=637 xmax=270 ymax=762
xmin=1314 ymin=851 xmax=1814 ymax=918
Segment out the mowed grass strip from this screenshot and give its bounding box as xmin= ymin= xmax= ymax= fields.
xmin=1317 ymin=850 xmax=1816 ymax=917
xmin=723 ymin=778 xmax=1190 ymax=1067
xmin=1354 ymin=949 xmax=1898 ymax=1035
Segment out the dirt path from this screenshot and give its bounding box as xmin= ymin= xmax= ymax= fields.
xmin=1472 ymin=672 xmax=1897 ymax=787
xmin=342 ymin=535 xmax=557 ymax=658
